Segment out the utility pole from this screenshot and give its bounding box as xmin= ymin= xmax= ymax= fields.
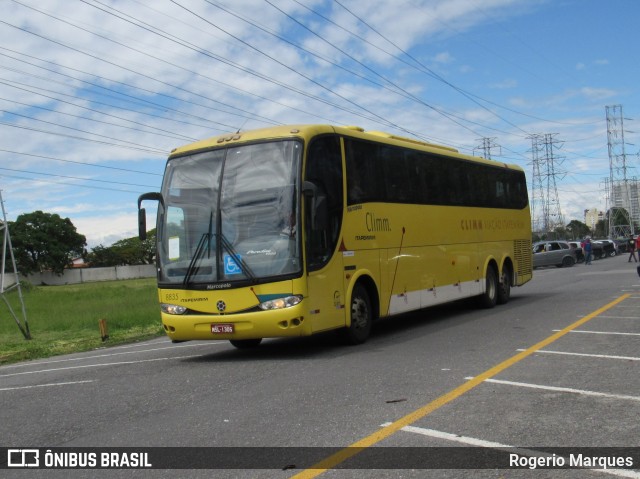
xmin=606 ymin=104 xmax=637 ymax=237
xmin=0 ymin=191 xmax=31 ymax=340
xmin=529 ymin=134 xmax=545 ymax=234
xmin=474 ymin=137 xmax=501 ymax=160
xmin=529 ymin=133 xmax=565 ymax=238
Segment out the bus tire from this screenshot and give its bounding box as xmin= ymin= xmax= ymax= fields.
xmin=480 ymin=265 xmax=498 ymax=309
xmin=343 ymin=284 xmax=372 ymax=345
xmin=497 ymin=266 xmax=511 ymax=305
xmin=229 ymin=338 xmax=262 ymax=349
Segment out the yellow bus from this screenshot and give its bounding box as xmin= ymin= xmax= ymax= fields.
xmin=138 ymin=124 xmax=532 ymax=348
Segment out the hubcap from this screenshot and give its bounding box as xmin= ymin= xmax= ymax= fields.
xmin=352 ymin=298 xmax=368 ymax=329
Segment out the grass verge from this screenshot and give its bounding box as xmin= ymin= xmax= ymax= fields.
xmin=0 ymin=278 xmax=163 ymax=365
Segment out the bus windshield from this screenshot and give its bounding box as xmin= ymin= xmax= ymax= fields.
xmin=158 ymin=140 xmax=302 ymax=286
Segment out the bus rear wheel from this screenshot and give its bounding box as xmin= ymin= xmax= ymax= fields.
xmin=229 ymin=338 xmax=262 ymax=349
xmin=343 ymin=284 xmax=372 ymax=345
xmin=479 ymin=265 xmax=498 ymax=309
xmin=497 ymin=267 xmax=511 ymax=305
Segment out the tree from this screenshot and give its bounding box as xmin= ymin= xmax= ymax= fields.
xmin=85 ymin=229 xmax=156 ymax=267
xmin=552 ymin=226 xmax=567 ymax=240
xmin=565 ymin=220 xmax=590 ymax=240
xmin=85 ymin=244 xmax=123 ymax=267
xmin=10 ymin=211 xmax=87 ymax=276
xmin=593 ymin=219 xmax=607 ymax=239
xmin=111 ymin=230 xmax=156 ymax=265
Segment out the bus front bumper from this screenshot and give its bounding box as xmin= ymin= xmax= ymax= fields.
xmin=160 ymin=302 xmax=311 ymax=341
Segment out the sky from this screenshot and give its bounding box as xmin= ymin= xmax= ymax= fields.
xmin=1 ymin=0 xmax=639 ymax=248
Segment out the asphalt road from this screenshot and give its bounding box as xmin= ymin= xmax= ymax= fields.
xmin=1 ymin=254 xmax=639 ymax=478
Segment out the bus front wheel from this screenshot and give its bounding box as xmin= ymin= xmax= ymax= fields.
xmin=343 ymin=284 xmax=372 ymax=345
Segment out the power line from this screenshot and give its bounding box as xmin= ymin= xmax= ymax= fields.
xmin=0 ymin=149 xmax=162 ymax=176
xmin=198 ymin=0 xmax=463 ymax=144
xmin=0 ymin=172 xmax=150 ymax=194
xmin=0 ymin=15 xmax=280 ymax=129
xmin=0 ymin=49 xmax=255 ymax=133
xmin=0 ymin=0 xmax=625 ymax=230
xmin=169 ymin=0 xmax=427 ymax=138
xmin=330 ymin=0 xmax=530 ymax=137
xmin=0 ymin=166 xmax=158 ymax=189
xmin=0 ymin=120 xmax=167 ymax=154
xmin=0 ymin=110 xmax=169 ymax=154
xmin=266 ymin=0 xmax=513 ymax=141
xmin=0 ymin=93 xmax=197 ymax=144
xmin=39 ymin=0 xmax=350 ymax=125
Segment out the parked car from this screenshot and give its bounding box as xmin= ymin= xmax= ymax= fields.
xmin=568 ymin=239 xmax=609 ymax=261
xmin=532 ymin=241 xmax=577 ymax=268
xmin=587 ymin=240 xmax=606 ymax=259
xmin=595 ymin=239 xmax=618 ymax=257
xmin=616 ymin=237 xmax=639 ymax=255
xmin=568 ymin=241 xmax=584 ymax=262
xmin=615 ymin=239 xmax=629 ymax=254
xmin=593 ymin=241 xmax=604 ymax=259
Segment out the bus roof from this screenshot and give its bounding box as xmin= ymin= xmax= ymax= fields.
xmin=168 ymin=124 xmax=523 ymax=171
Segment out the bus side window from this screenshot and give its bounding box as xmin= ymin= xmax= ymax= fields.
xmin=305 ymin=135 xmax=343 ymax=271
xmin=166 ymin=206 xmax=185 ymax=261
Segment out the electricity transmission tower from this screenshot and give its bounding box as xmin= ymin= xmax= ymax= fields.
xmin=474 ymin=137 xmax=501 ymax=160
xmin=606 ymin=104 xmax=637 ymax=237
xmin=529 ymin=133 xmax=565 ymax=237
xmin=0 ymin=191 xmax=30 ymax=339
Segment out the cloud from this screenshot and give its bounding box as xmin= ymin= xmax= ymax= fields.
xmin=0 ymin=0 xmax=635 ymax=240
xmin=490 ymin=79 xmax=518 ymax=90
xmin=579 ymin=87 xmax=617 ymax=101
xmin=576 ymin=59 xmax=609 ymax=71
xmin=433 ymin=52 xmax=454 ymax=64
xmin=73 ymin=212 xmax=140 ymax=249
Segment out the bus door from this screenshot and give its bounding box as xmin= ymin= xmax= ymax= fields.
xmin=303 ymin=135 xmax=346 ymax=332
xmin=305 ymin=241 xmax=345 ymax=333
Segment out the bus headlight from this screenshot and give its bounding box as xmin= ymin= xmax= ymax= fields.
xmin=259 ymin=295 xmax=302 ymax=310
xmin=161 ymin=303 xmax=187 ymax=315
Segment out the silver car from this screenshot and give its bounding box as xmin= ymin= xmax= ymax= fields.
xmin=533 ymin=240 xmax=576 ymax=268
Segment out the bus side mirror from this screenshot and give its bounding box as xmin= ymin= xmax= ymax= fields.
xmin=138 ymin=208 xmax=147 ymax=241
xmin=137 ymin=192 xmax=164 ymax=241
xmin=303 ymin=181 xmax=328 ymax=231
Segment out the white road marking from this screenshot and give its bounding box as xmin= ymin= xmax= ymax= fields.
xmin=594 ymin=316 xmax=639 ymax=320
xmin=0 ymin=354 xmax=204 ymax=378
xmin=518 ymin=349 xmax=640 ymax=361
xmin=465 ymin=377 xmax=640 ymax=402
xmin=554 ymin=329 xmax=640 ymax=337
xmin=0 ymin=380 xmax=94 ymax=391
xmin=0 ymin=341 xmax=218 ymax=370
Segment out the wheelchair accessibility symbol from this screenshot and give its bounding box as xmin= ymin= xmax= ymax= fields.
xmin=224 ymin=254 xmax=242 ymax=275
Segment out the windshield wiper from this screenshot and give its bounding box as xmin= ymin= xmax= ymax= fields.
xmin=218 ymin=233 xmax=257 ymax=282
xmin=182 ymin=232 xmax=211 ymax=286
xmin=183 ymin=212 xmax=213 ymax=286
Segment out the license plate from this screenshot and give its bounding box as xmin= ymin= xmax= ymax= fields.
xmin=211 ymin=323 xmax=234 ymax=334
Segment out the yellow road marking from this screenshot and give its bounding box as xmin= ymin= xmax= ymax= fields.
xmin=291 ymin=293 xmax=630 ymax=477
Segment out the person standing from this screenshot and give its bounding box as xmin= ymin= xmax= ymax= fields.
xmin=628 ymin=234 xmax=637 ymax=262
xmin=584 ymin=237 xmax=593 ymax=265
